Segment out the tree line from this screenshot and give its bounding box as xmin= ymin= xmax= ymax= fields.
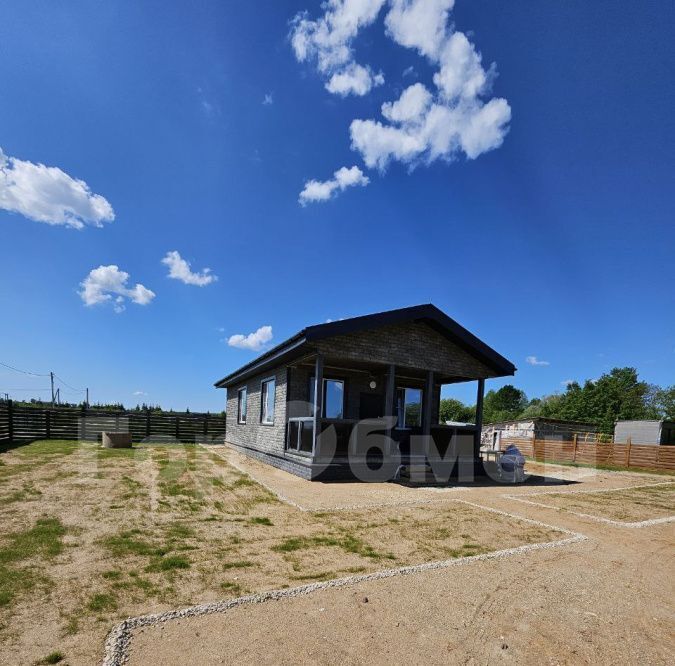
xmin=0 ymin=397 xmax=223 ymax=415
xmin=440 ymin=367 xmax=675 ymax=434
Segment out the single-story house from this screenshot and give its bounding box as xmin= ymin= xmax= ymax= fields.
xmin=482 ymin=417 xmax=599 ymax=449
xmin=614 ymin=420 xmax=675 ymax=445
xmin=214 ymin=304 xmax=515 ymax=481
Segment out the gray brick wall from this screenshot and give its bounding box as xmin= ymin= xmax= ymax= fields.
xmin=314 ymin=321 xmax=495 ymax=379
xmin=225 ymin=366 xmax=287 ymax=456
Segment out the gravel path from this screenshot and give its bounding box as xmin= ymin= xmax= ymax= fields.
xmin=105 ymin=453 xmax=675 ymax=665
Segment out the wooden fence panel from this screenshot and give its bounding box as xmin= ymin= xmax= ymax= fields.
xmin=0 ymin=402 xmax=226 ymax=446
xmin=503 ymin=437 xmax=674 ymax=473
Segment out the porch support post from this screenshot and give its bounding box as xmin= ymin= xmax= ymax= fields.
xmin=423 ymin=371 xmax=434 ymax=458
xmin=384 ymin=364 xmax=396 ymax=455
xmin=474 ymin=379 xmax=485 ymax=461
xmin=312 ymin=354 xmax=324 ymax=457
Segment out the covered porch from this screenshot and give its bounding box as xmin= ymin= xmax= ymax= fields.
xmin=284 ymin=353 xmax=485 ymax=480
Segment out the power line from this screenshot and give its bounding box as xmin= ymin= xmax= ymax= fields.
xmin=53 ymin=374 xmax=86 ymax=393
xmin=0 ymin=361 xmax=50 ymax=377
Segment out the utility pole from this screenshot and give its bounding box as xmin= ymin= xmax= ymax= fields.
xmin=86 ymin=388 xmax=89 ymax=408
xmin=50 ymin=372 xmax=55 ymax=407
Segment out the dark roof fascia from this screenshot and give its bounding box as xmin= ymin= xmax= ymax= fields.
xmin=215 ymin=304 xmax=516 ymax=389
xmin=214 ymin=335 xmax=307 ymax=388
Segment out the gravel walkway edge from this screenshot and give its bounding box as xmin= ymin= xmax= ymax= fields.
xmin=101 ymin=529 xmax=587 ymax=666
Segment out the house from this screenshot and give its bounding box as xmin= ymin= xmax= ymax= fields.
xmin=482 ymin=417 xmax=599 ymax=449
xmin=214 ymin=304 xmax=515 ymax=481
xmin=614 ymin=420 xmax=675 ymax=445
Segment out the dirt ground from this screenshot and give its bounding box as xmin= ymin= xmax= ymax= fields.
xmin=125 ymin=452 xmax=675 ymax=666
xmin=0 ymin=441 xmax=575 ymax=666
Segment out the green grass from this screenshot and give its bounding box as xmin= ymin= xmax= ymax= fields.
xmin=249 ymin=516 xmax=273 ymax=526
xmin=222 ymin=560 xmax=255 ymax=570
xmin=100 ymin=530 xmax=166 ymax=558
xmin=272 ymin=533 xmax=391 ymax=560
xmin=87 ymin=593 xmax=117 ymax=612
xmin=35 ymin=651 xmax=65 ymax=664
xmin=145 ymin=555 xmax=190 ymax=572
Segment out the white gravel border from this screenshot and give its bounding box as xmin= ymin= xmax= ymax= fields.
xmin=101 ymin=491 xmax=586 ymax=666
xmin=504 ymin=481 xmax=675 ymax=527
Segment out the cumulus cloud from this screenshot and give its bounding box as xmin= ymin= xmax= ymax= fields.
xmin=299 ymin=165 xmax=369 ymax=205
xmin=292 ymin=0 xmax=511 ymax=179
xmin=133 ymin=390 xmax=148 ymax=396
xmin=161 ymin=250 xmax=217 ymax=287
xmin=526 ymin=356 xmax=550 ymax=367
xmin=290 ymin=0 xmax=386 ymax=96
xmin=227 ymin=325 xmax=273 ymax=351
xmin=79 ymin=265 xmax=155 ymax=313
xmin=0 ymin=147 xmax=114 ymax=228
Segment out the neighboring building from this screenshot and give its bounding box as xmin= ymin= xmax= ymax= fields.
xmin=614 ymin=420 xmax=675 ymax=445
xmin=214 ymin=304 xmax=515 ymax=480
xmin=482 ymin=417 xmax=599 ymax=449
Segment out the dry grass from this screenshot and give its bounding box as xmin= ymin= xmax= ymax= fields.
xmin=0 ymin=440 xmax=563 ymax=665
xmin=536 ymin=483 xmax=675 ymax=522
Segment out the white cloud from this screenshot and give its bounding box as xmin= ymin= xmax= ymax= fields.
xmin=384 ymin=0 xmax=455 ymax=60
xmin=561 ymin=379 xmax=574 ymax=387
xmin=291 ymin=0 xmax=511 ymax=177
xmin=526 ymin=356 xmax=550 ymax=367
xmin=161 ymin=250 xmax=217 ymax=287
xmin=290 ymin=0 xmax=387 ymax=97
xmin=326 ymin=63 xmax=384 ymax=96
xmin=263 ymin=93 xmax=274 ymax=105
xmin=133 ymin=390 xmax=148 ymax=396
xmin=227 ymin=325 xmax=273 ymax=351
xmin=299 ymin=165 xmax=369 ymax=205
xmin=79 ymin=265 xmax=155 ymax=313
xmin=0 ymin=147 xmax=114 ymax=228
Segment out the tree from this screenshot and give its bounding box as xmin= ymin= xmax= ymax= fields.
xmin=439 ymin=398 xmax=475 ymax=424
xmin=483 ymin=385 xmax=527 ymax=423
xmin=647 ymin=385 xmax=675 ymax=420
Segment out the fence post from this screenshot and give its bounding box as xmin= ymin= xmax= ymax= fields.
xmin=7 ymin=400 xmax=14 ymax=444
xmin=625 ymin=437 xmax=631 ymax=468
xmin=145 ymin=410 xmax=151 ymax=439
xmin=572 ymin=433 xmax=578 ymax=462
xmin=203 ymin=414 xmax=208 ymax=439
xmin=45 ymin=409 xmax=51 ymax=439
xmin=175 ymin=415 xmax=180 ymax=442
xmin=81 ymin=403 xmax=87 ymax=441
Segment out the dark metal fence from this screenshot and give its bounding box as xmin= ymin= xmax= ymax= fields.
xmin=0 ymin=400 xmax=226 ymax=446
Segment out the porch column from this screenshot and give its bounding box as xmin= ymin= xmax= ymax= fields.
xmin=474 ymin=379 xmax=485 ymax=460
xmin=384 ymin=364 xmax=396 ymax=456
xmin=423 ymin=371 xmax=434 ymax=458
xmin=312 ymin=354 xmax=324 ymax=457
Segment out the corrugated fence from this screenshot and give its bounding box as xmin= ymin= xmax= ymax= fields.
xmin=500 ymin=437 xmax=675 ymax=473
xmin=0 ymin=401 xmax=226 ymax=446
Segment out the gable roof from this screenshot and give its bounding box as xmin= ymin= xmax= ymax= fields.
xmin=215 ymin=304 xmax=516 ymax=388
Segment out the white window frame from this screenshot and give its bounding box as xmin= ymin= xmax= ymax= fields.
xmin=261 ymin=376 xmax=276 ymax=425
xmin=237 ymin=387 xmax=247 ymax=424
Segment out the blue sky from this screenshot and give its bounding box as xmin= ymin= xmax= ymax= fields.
xmin=0 ymin=0 xmax=673 ymax=411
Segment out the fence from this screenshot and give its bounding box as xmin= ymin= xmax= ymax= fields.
xmin=499 ymin=436 xmax=675 ymax=473
xmin=0 ymin=401 xmax=226 ymax=446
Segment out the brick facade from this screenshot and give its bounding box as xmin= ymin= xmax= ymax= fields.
xmin=314 ymin=321 xmax=496 ymax=379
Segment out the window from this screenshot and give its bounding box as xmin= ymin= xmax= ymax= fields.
xmin=237 ymin=387 xmax=247 ymax=424
xmin=396 ymin=387 xmax=422 ymax=428
xmin=261 ymin=378 xmax=276 ymax=424
xmin=309 ymin=377 xmax=345 ymax=419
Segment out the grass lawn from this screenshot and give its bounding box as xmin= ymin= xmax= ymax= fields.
xmin=538 ymin=483 xmax=675 ymax=522
xmin=0 ymin=440 xmax=563 ymax=665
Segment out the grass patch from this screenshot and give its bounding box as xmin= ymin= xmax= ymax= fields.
xmin=272 ymin=533 xmax=391 ymax=560
xmin=220 ymin=581 xmax=243 ymax=595
xmin=87 ymin=593 xmax=117 ymax=612
xmin=100 ymin=530 xmax=165 ymax=558
xmin=249 ymin=516 xmax=273 ymax=526
xmin=145 ymin=555 xmax=190 ymax=572
xmin=222 ymin=560 xmax=255 ymax=570
xmin=35 ymin=651 xmax=65 ymax=664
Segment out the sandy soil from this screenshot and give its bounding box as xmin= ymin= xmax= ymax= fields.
xmin=126 ymin=458 xmax=675 ymax=666
xmin=518 ymin=483 xmax=675 ymax=523
xmin=0 ymin=441 xmax=569 ymax=666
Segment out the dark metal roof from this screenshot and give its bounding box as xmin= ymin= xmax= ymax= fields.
xmin=214 ymin=304 xmax=516 ymax=388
